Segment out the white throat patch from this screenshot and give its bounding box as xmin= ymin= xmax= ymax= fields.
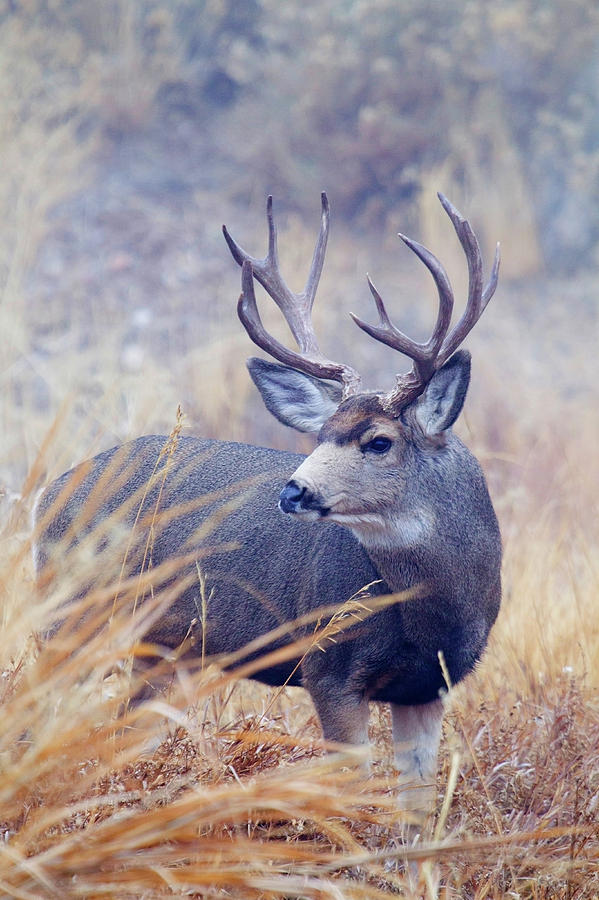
xmin=342 ymin=509 xmax=435 ymax=551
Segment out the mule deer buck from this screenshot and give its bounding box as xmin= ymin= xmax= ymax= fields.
xmin=34 ymin=192 xmax=501 ymax=809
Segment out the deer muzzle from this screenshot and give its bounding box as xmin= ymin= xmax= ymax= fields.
xmin=279 ymin=480 xmax=328 ymax=516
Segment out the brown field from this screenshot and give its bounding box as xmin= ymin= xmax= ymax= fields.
xmin=1 ymin=3 xmax=599 ymax=898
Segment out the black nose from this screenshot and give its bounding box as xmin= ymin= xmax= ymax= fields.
xmin=279 ymin=480 xmax=306 ymax=513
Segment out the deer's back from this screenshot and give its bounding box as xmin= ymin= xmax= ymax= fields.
xmin=35 ymin=435 xmax=383 ymax=685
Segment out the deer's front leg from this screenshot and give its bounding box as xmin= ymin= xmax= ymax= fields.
xmin=391 ymin=698 xmax=444 ymax=812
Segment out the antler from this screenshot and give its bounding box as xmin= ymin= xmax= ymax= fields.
xmin=225 ymin=193 xmax=499 ymax=414
xmin=223 ymin=193 xmax=362 ymax=398
xmin=350 ymin=192 xmax=500 ymax=412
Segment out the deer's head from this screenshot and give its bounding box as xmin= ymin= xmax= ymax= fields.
xmin=223 ymin=194 xmax=499 ymax=547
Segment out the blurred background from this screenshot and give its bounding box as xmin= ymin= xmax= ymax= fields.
xmin=0 ymin=0 xmax=598 ymax=681
xmin=1 ymin=0 xmax=597 ymax=467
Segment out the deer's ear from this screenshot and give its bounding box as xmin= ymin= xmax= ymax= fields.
xmin=247 ymin=357 xmax=342 ymax=433
xmin=413 ymin=350 xmax=471 ymax=436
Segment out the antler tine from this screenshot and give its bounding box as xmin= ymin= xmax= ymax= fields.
xmin=350 ymin=232 xmax=454 ymax=383
xmin=265 ymin=194 xmax=278 ymax=267
xmin=238 ymin=261 xmax=362 ymax=392
xmin=482 ymin=242 xmax=501 ymax=311
xmin=223 ymin=195 xmax=329 ymax=354
xmin=397 ymin=233 xmax=454 ymax=361
xmin=225 ymin=196 xmax=362 ymax=397
xmin=436 ymin=193 xmax=500 ymax=365
xmin=237 ymin=261 xmax=317 ymax=375
xmin=304 ymin=192 xmax=330 ymax=312
xmin=350 ymin=275 xmax=428 ymax=361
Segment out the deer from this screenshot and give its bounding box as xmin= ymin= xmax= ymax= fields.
xmin=34 ymin=192 xmax=501 ymax=810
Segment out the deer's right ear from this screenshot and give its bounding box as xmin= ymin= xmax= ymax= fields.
xmin=247 ymin=357 xmax=342 ymax=433
xmin=412 ymin=350 xmax=471 ymax=436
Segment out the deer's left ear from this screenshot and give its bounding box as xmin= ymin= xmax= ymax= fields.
xmin=247 ymin=357 xmax=343 ymax=432
xmin=413 ymin=350 xmax=471 ymax=436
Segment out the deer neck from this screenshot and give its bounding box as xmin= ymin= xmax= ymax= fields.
xmin=357 ymin=511 xmax=435 ymax=593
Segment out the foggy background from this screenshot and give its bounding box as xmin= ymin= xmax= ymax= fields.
xmin=0 ymin=0 xmax=597 ymax=494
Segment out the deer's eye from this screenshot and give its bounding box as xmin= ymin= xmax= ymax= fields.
xmin=364 ymin=436 xmax=392 ymax=454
